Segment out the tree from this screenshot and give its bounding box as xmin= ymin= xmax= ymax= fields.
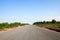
xmin=52 ymin=19 xmax=56 ymax=23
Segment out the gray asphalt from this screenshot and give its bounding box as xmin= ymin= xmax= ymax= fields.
xmin=0 ymin=25 xmax=60 ymax=40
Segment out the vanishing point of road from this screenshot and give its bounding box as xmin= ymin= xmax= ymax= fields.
xmin=0 ymin=25 xmax=60 ymax=40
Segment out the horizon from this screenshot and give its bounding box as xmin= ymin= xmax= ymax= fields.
xmin=0 ymin=0 xmax=60 ymax=24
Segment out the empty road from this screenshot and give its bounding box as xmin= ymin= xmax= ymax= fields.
xmin=0 ymin=25 xmax=60 ymax=40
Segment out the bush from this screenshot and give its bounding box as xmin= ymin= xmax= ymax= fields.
xmin=0 ymin=22 xmax=29 ymax=30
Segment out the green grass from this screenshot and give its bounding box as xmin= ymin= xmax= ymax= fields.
xmin=33 ymin=22 xmax=60 ymax=28
xmin=39 ymin=23 xmax=60 ymax=28
xmin=33 ymin=19 xmax=60 ymax=28
xmin=0 ymin=22 xmax=29 ymax=30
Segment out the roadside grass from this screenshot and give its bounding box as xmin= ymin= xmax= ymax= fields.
xmin=33 ymin=20 xmax=60 ymax=32
xmin=0 ymin=22 xmax=29 ymax=31
xmin=35 ymin=23 xmax=60 ymax=28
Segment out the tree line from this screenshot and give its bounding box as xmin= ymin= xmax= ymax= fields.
xmin=33 ymin=19 xmax=60 ymax=25
xmin=33 ymin=19 xmax=60 ymax=28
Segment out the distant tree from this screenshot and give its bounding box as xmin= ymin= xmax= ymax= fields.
xmin=52 ymin=19 xmax=56 ymax=23
xmin=33 ymin=22 xmax=43 ymax=25
xmin=43 ymin=21 xmax=45 ymax=23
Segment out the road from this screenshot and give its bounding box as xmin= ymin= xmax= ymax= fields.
xmin=0 ymin=25 xmax=60 ymax=40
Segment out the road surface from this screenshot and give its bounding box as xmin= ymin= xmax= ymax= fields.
xmin=0 ymin=25 xmax=60 ymax=40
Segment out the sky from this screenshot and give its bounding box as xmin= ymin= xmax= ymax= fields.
xmin=0 ymin=0 xmax=60 ymax=24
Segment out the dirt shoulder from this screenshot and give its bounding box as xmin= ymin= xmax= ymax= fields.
xmin=46 ymin=27 xmax=60 ymax=32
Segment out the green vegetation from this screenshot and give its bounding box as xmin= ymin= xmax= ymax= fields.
xmin=0 ymin=22 xmax=29 ymax=30
xmin=33 ymin=19 xmax=60 ymax=28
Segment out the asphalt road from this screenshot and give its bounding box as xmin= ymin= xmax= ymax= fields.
xmin=0 ymin=25 xmax=60 ymax=40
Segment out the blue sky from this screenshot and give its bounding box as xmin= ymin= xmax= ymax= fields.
xmin=0 ymin=0 xmax=60 ymax=24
